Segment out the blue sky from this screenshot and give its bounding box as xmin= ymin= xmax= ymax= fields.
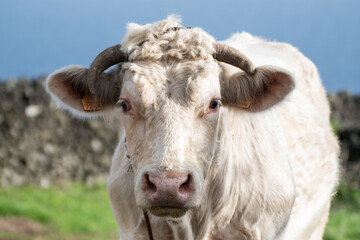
xmin=1 ymin=0 xmax=359 ymax=93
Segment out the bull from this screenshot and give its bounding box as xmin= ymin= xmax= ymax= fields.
xmin=46 ymin=16 xmax=339 ymax=240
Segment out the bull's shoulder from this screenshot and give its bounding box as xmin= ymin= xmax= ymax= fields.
xmin=222 ymin=32 xmax=329 ymax=116
xmin=222 ymin=32 xmax=315 ymax=77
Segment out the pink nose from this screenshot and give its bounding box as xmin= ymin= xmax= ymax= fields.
xmin=142 ymin=171 xmax=194 ymax=207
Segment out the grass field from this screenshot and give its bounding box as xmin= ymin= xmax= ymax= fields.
xmin=324 ymin=184 xmax=360 ymax=240
xmin=0 ymin=183 xmax=359 ymax=239
xmin=0 ymin=183 xmax=118 ymax=240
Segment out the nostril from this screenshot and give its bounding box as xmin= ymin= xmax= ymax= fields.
xmin=179 ymin=174 xmax=193 ymax=194
xmin=143 ymin=174 xmax=157 ymax=193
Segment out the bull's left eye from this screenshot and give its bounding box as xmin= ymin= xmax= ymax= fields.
xmin=209 ymin=99 xmax=222 ymax=111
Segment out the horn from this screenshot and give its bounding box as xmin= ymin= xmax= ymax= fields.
xmin=87 ymin=44 xmax=127 ymax=94
xmin=213 ymin=43 xmax=255 ymax=75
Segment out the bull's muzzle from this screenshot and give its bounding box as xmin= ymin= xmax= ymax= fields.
xmin=142 ymin=171 xmax=195 ymax=217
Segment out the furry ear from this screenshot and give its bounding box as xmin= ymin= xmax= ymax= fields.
xmin=46 ymin=65 xmax=121 ymax=118
xmin=221 ymin=66 xmax=295 ymax=112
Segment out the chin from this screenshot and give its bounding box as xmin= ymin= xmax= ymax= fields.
xmin=147 ymin=207 xmax=189 ymax=218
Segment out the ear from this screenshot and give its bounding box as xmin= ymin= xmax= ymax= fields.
xmin=221 ymin=66 xmax=295 ymax=112
xmin=46 ymin=65 xmax=121 ymax=118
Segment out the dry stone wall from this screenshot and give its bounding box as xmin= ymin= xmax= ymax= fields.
xmin=0 ymin=78 xmax=359 ymax=187
xmin=0 ymin=78 xmax=120 ymax=187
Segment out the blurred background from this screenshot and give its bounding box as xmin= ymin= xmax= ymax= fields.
xmin=0 ymin=0 xmax=359 ymax=239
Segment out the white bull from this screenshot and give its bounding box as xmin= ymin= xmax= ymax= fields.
xmin=46 ymin=16 xmax=339 ymax=240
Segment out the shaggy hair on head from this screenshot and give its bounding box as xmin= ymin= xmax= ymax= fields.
xmin=121 ymin=15 xmax=216 ymax=62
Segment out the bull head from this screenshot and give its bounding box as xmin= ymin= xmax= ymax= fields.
xmin=46 ymin=27 xmax=294 ymax=220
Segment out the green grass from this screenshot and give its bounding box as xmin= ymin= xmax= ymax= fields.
xmin=0 ymin=183 xmax=359 ymax=239
xmin=0 ymin=183 xmax=117 ymax=239
xmin=325 ymin=205 xmax=360 ymax=240
xmin=324 ymin=184 xmax=360 ymax=240
xmin=330 ymin=118 xmax=342 ymax=133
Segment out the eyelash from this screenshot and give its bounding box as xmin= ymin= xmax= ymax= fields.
xmin=117 ymin=97 xmax=221 ymax=116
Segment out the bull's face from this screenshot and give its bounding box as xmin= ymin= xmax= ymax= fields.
xmin=120 ymin=59 xmax=221 ymax=217
xmin=46 ymin=21 xmax=294 ymax=219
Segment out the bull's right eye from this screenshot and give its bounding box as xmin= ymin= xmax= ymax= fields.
xmin=117 ymin=98 xmax=132 ymax=114
xmin=120 ymin=100 xmax=131 ymax=112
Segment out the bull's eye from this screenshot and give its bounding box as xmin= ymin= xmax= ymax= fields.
xmin=120 ymin=100 xmax=131 ymax=112
xmin=117 ymin=98 xmax=132 ymax=114
xmin=209 ymin=99 xmax=221 ymax=111
xmin=210 ymin=100 xmax=219 ymax=110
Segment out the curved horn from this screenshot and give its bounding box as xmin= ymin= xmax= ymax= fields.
xmin=213 ymin=43 xmax=255 ymax=75
xmin=88 ymin=44 xmax=127 ymax=94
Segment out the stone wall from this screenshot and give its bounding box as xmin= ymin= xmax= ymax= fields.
xmin=0 ymin=78 xmax=120 ymax=187
xmin=328 ymin=92 xmax=360 ymax=187
xmin=0 ymin=78 xmax=359 ymax=187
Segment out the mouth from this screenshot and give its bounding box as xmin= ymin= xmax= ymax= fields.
xmin=147 ymin=206 xmax=188 ymax=218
